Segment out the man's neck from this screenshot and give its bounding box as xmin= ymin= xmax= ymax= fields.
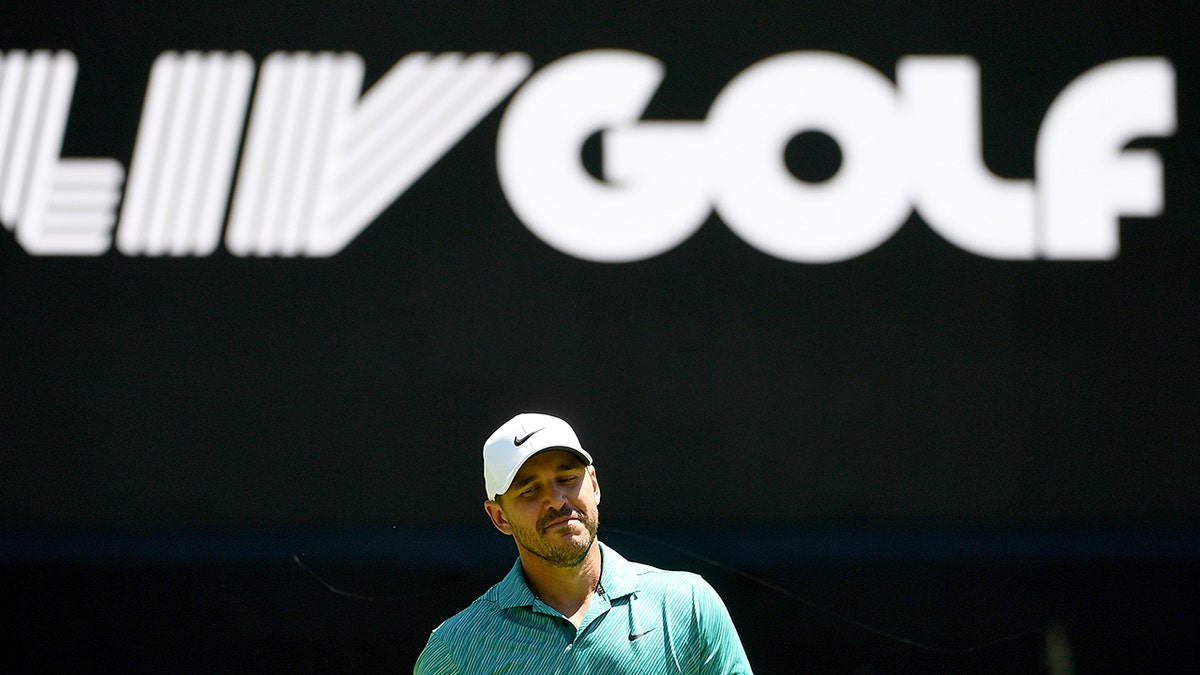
xmin=519 ymin=541 xmax=602 ymax=627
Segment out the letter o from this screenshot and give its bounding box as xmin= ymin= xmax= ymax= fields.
xmin=707 ymin=52 xmax=909 ymax=262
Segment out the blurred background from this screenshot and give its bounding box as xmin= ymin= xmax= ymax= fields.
xmin=3 ymin=1 xmax=1197 ymax=672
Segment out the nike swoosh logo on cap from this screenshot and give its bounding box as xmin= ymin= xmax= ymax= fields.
xmin=514 ymin=428 xmax=545 ymax=446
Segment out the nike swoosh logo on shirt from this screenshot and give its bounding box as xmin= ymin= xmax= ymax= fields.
xmin=629 ymin=627 xmax=658 ymax=641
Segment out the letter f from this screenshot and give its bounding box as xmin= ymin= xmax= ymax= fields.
xmin=1036 ymin=58 xmax=1176 ymax=259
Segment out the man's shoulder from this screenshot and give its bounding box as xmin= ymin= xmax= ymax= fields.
xmin=416 ymin=580 xmax=524 ymax=673
xmin=430 ymin=586 xmax=507 ymax=639
xmin=627 ymin=559 xmax=699 ymax=582
xmin=625 ymin=559 xmax=719 ymax=599
xmin=601 ymin=543 xmax=719 ymax=600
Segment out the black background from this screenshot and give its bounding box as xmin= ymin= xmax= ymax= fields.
xmin=3 ymin=2 xmax=1198 ymax=672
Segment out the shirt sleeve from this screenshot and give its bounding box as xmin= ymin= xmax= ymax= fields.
xmin=413 ymin=632 xmax=460 ymax=675
xmin=693 ymin=578 xmax=754 ymax=674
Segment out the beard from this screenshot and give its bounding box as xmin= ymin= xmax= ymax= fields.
xmin=510 ymin=504 xmax=599 ymax=568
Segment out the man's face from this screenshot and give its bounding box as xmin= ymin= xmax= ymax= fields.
xmin=485 ymin=449 xmax=600 ymax=568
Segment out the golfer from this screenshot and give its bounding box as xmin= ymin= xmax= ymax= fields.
xmin=414 ymin=412 xmax=753 ymax=674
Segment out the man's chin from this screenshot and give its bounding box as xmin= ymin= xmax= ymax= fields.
xmin=548 ymin=530 xmax=592 ymax=551
xmin=534 ymin=534 xmax=595 ymax=567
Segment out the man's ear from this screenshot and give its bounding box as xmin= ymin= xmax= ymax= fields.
xmin=589 ymin=465 xmax=600 ymax=505
xmin=484 ymin=500 xmax=513 ymax=535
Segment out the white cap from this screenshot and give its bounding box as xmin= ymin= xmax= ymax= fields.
xmin=483 ymin=412 xmax=593 ymax=499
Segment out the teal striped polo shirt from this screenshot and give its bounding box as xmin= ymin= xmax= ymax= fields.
xmin=414 ymin=541 xmax=753 ymax=674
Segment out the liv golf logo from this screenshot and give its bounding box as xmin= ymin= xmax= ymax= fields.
xmin=0 ymin=49 xmax=1177 ymax=261
xmin=0 ymin=50 xmax=531 ymax=256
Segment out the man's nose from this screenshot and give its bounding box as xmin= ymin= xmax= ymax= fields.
xmin=546 ymin=484 xmax=572 ymax=508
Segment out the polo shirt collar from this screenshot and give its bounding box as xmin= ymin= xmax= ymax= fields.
xmin=596 ymin=542 xmax=641 ymax=600
xmin=493 ymin=556 xmax=539 ymax=609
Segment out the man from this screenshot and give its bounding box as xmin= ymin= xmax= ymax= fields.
xmin=414 ymin=412 xmax=754 ymax=674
